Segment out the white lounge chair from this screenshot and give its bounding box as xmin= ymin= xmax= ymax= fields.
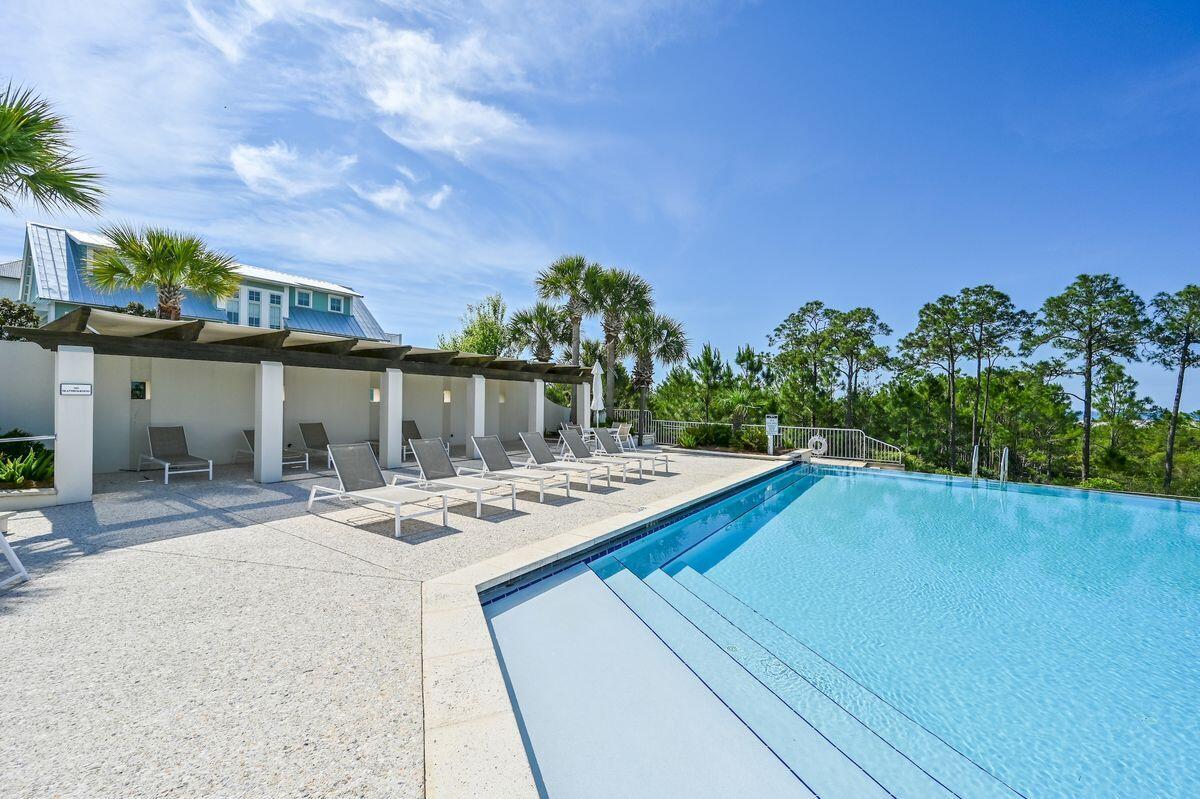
xmin=465 ymin=435 xmax=572 ymax=501
xmin=138 ymin=426 xmax=213 ymax=484
xmin=297 ymin=422 xmax=333 ymax=467
xmin=307 ymin=442 xmax=449 ymax=537
xmin=519 ymin=431 xmax=611 ymax=489
xmin=559 ymin=428 xmax=635 ymax=481
xmin=407 ymin=438 xmax=517 ymax=518
xmin=613 ymin=423 xmax=636 ymax=450
xmin=235 ymin=429 xmax=309 ymax=470
xmin=401 ymin=420 xmax=448 ymax=463
xmin=0 ymin=512 xmax=30 ymax=591
xmin=594 ymin=428 xmax=671 ymax=476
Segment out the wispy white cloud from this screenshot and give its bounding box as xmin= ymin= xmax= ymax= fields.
xmin=230 ymin=141 xmax=356 ymax=197
xmin=352 ymin=180 xmax=414 ymax=212
xmin=425 ymin=184 xmax=453 ymax=210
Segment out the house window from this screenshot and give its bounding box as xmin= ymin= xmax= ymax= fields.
xmin=329 ymin=295 xmax=344 ymax=313
xmin=268 ymin=292 xmax=283 ymax=329
xmin=296 ymin=290 xmax=311 ymax=308
xmin=247 ymin=289 xmax=261 ymax=327
xmin=227 ymin=308 xmax=240 ymax=324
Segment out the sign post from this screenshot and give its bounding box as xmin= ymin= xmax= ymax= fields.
xmin=764 ymin=414 xmax=779 ymax=456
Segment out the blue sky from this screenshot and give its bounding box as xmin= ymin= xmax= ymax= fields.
xmin=4 ymin=1 xmax=1198 ymax=406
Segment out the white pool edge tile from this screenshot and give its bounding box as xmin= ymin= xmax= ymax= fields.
xmin=421 ymin=458 xmax=790 ymax=798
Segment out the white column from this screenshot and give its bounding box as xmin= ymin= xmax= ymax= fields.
xmin=528 ymin=378 xmax=545 ymax=434
xmin=254 ymin=361 xmax=284 ymax=483
xmin=53 ymin=345 xmax=94 ymax=504
xmin=379 ymin=368 xmax=405 ymax=468
xmin=469 ymin=374 xmax=486 ymax=444
xmin=580 ymin=383 xmax=592 ymax=430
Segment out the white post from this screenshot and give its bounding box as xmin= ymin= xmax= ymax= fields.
xmin=380 ymin=367 xmax=405 ymax=468
xmin=469 ymin=374 xmax=486 ymax=446
xmin=254 ymin=361 xmax=284 ymax=483
xmin=528 ymin=378 xmax=545 ymax=435
xmin=580 ymin=383 xmax=592 ymax=430
xmin=53 ymin=345 xmax=94 ymax=504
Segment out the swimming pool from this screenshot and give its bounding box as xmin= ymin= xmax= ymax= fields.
xmin=488 ymin=465 xmax=1200 ymax=798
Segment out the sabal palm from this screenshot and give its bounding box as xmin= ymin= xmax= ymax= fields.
xmin=510 ymin=302 xmax=569 ymax=362
xmin=588 ymin=267 xmax=652 ymax=411
xmin=536 ymin=254 xmax=602 ymax=366
xmin=625 ymin=312 xmax=688 ymax=441
xmin=0 ymin=84 xmax=103 ymax=214
xmin=88 ymin=224 xmax=240 ymax=320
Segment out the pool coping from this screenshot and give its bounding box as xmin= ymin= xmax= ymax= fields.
xmin=420 ymin=457 xmax=792 ymax=798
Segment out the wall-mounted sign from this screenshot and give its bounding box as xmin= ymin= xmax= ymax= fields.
xmin=764 ymin=414 xmax=779 ymax=436
xmin=60 ymin=383 xmax=93 ymax=396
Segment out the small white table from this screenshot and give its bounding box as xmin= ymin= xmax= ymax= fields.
xmin=0 ymin=511 xmax=30 ymax=590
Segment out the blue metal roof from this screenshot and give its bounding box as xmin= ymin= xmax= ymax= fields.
xmin=286 ymin=305 xmax=368 ymax=338
xmin=26 ymin=223 xmax=226 ymax=319
xmin=23 ymin=222 xmax=392 ymax=339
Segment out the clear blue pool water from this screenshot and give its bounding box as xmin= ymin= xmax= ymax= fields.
xmin=587 ymin=466 xmax=1200 ymax=798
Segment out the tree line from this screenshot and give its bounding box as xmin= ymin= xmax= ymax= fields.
xmin=653 ymin=277 xmax=1198 ymax=496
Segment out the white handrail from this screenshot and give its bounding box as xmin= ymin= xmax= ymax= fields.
xmin=609 ymin=410 xmax=903 ymax=463
xmin=999 ymin=447 xmax=1010 ymax=483
xmin=970 ymin=444 xmax=980 ymax=478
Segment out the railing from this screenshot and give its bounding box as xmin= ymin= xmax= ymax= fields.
xmin=609 ymin=410 xmax=902 ymax=464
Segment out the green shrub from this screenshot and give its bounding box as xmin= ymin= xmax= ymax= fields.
xmin=696 ymin=423 xmax=732 ymax=447
xmin=1079 ymin=477 xmax=1123 ymax=492
xmin=734 ymin=427 xmax=768 ymax=452
xmin=676 ymin=429 xmax=699 ymax=448
xmin=0 ymin=428 xmax=45 ymax=461
xmin=0 ymin=449 xmax=54 ymax=487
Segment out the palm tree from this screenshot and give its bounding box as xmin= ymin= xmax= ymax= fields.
xmin=1 ymin=84 xmax=103 ymax=214
xmin=625 ymin=311 xmax=688 ymax=444
xmin=88 ymin=224 xmax=240 ymax=320
xmin=588 ymin=267 xmax=652 ymax=413
xmin=535 ymin=255 xmax=602 ymax=365
xmin=510 ymin=302 xmax=569 ymax=362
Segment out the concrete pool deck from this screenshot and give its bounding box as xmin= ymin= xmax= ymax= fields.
xmin=0 ymin=449 xmax=782 ymax=798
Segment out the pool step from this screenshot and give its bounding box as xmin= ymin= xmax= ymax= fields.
xmin=593 ymin=556 xmax=886 ymax=799
xmin=643 ymin=568 xmax=957 ymax=799
xmin=670 ymin=565 xmax=1023 ymax=799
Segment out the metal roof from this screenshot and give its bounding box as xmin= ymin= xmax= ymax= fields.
xmin=22 ymin=222 xmax=388 ymax=339
xmin=0 ymin=259 xmax=21 ymax=280
xmin=4 ymin=307 xmax=592 ymax=384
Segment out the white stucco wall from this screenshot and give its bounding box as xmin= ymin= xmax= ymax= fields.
xmin=0 ymin=340 xmax=582 ymax=474
xmin=0 ymin=341 xmax=54 ymax=437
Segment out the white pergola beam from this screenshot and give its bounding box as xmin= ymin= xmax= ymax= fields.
xmin=528 ymin=378 xmax=545 ymax=435
xmin=254 ymin=361 xmax=284 ymax=483
xmin=379 ymin=367 xmax=405 ymax=468
xmin=53 ymin=345 xmax=94 ymax=504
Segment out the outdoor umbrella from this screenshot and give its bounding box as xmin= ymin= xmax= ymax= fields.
xmin=590 ymin=360 xmax=605 ymax=426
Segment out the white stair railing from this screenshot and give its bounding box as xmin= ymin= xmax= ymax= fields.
xmin=609 ymin=410 xmax=903 ymax=463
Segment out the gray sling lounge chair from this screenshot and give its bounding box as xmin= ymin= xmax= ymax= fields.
xmin=236 ymin=429 xmax=309 ymax=470
xmin=139 ymin=426 xmax=213 ymax=484
xmin=297 ymin=422 xmax=333 ymax=467
xmin=408 ymin=438 xmax=517 ymax=518
xmin=519 ymin=431 xmax=611 ymax=489
xmin=559 ymin=428 xmax=634 ymax=481
xmin=465 ymin=435 xmax=571 ymax=501
xmin=595 ymin=428 xmax=670 ymax=475
xmin=307 ymin=443 xmax=449 ymax=537
xmin=401 ymin=421 xmax=448 ymax=463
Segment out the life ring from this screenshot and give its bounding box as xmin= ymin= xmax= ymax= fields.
xmin=807 ymin=435 xmax=828 ymax=455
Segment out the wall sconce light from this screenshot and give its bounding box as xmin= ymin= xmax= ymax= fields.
xmin=443 ymin=389 xmax=452 ymax=404
xmin=370 ymin=388 xmax=380 ymax=403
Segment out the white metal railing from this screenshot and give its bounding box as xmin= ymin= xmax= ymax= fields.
xmin=610 ymin=410 xmax=902 ymax=463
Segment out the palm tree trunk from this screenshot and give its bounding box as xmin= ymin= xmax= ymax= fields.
xmin=157 ymin=284 xmax=183 ymax=320
xmin=605 ymin=337 xmax=616 ymax=418
xmin=638 ymin=386 xmax=649 ymax=446
xmin=1164 ymin=347 xmax=1188 ymax=492
xmin=569 ymin=316 xmax=581 ymax=422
